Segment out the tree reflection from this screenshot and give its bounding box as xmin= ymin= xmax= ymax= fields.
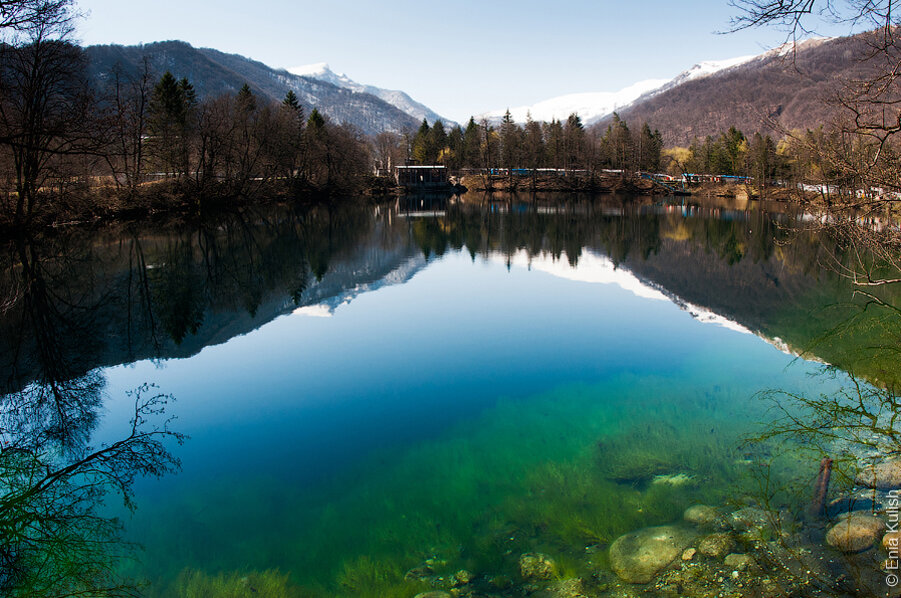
xmin=1 ymin=383 xmax=185 ymax=598
xmin=0 ymin=230 xmax=186 ymax=597
xmin=742 ymin=217 xmax=901 ymax=597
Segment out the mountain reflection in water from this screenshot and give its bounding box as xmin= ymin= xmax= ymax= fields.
xmin=2 ymin=193 xmax=900 ymax=597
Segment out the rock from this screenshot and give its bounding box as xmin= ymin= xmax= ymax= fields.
xmin=856 ymin=458 xmax=901 ymax=489
xmin=825 ymin=514 xmax=886 ymax=552
xmin=405 ymin=565 xmax=434 ymax=582
xmin=451 ymin=569 xmax=472 ymax=587
xmin=729 ymin=507 xmax=771 ymax=532
xmin=884 ymin=531 xmax=901 ymax=551
xmin=698 ymin=532 xmax=735 ymax=558
xmin=683 ymin=504 xmax=722 ymax=528
xmin=532 ymin=578 xmax=589 ymax=598
xmin=519 ymin=552 xmax=557 ymax=581
xmin=608 ymin=525 xmax=697 ymax=584
xmin=414 ymin=593 xmax=451 ymax=598
xmin=724 ymin=553 xmax=756 ymax=571
xmin=681 ymin=548 xmax=697 ymax=561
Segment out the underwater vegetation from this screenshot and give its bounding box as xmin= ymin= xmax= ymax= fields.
xmin=141 ymin=375 xmax=812 ymax=597
xmin=173 ymin=569 xmax=307 ymax=598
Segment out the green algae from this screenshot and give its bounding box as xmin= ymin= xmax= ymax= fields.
xmin=134 ymin=370 xmax=822 ymax=597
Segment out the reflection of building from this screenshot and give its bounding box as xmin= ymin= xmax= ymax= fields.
xmin=395 ymin=165 xmax=448 ymax=188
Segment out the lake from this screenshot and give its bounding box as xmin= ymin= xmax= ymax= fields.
xmin=2 ymin=193 xmax=897 ymax=597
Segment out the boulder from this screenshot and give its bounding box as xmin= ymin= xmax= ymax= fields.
xmin=683 ymin=504 xmax=722 ymax=528
xmin=856 ymin=459 xmax=901 ymax=490
xmin=698 ymin=532 xmax=736 ymax=558
xmin=414 ymin=593 xmax=451 ymax=598
xmin=884 ymin=531 xmax=901 ymax=552
xmin=608 ymin=525 xmax=697 ymax=583
xmin=519 ymin=552 xmax=557 ymax=581
xmin=825 ymin=514 xmax=886 ymax=552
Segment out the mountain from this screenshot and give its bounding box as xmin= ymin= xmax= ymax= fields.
xmin=288 ymin=62 xmax=452 ymax=126
xmin=478 ymin=36 xmax=853 ymax=141
xmin=478 ymin=78 xmax=669 ymax=126
xmin=84 ymin=41 xmax=423 ymax=135
xmin=602 ymin=36 xmax=870 ymax=144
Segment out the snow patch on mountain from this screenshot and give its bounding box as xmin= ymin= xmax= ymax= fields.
xmin=479 ymin=38 xmax=833 ymax=126
xmin=479 ymin=78 xmax=670 ymax=125
xmin=288 ymin=62 xmax=452 ymax=126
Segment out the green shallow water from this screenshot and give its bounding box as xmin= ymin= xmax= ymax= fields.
xmin=2 ymin=196 xmax=890 ymax=597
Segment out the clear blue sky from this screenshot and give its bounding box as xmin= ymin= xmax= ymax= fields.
xmin=74 ymin=0 xmax=854 ymax=123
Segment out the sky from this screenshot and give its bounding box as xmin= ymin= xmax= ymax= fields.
xmin=74 ymin=0 xmax=856 ymax=123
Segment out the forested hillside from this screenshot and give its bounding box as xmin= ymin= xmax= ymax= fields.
xmin=608 ymin=34 xmax=878 ymax=144
xmin=86 ymin=41 xmax=420 ymax=135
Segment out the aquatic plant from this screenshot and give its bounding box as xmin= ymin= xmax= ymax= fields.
xmin=335 ymin=555 xmax=426 ymax=598
xmin=174 ymin=568 xmax=306 ymax=598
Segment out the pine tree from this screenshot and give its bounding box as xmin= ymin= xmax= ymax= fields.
xmin=462 ymin=118 xmax=481 ymax=169
xmin=283 ymin=90 xmax=300 ymax=110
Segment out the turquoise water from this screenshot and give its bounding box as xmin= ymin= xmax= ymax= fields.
xmin=93 ymin=223 xmax=835 ymax=595
xmin=2 ymin=197 xmax=864 ymax=596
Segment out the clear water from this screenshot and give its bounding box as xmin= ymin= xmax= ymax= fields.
xmin=2 ymin=195 xmax=872 ymax=596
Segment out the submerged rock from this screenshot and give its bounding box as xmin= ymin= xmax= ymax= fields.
xmin=698 ymin=532 xmax=735 ymax=558
xmin=651 ymin=472 xmax=695 ymax=486
xmin=404 ymin=565 xmax=434 ymax=582
xmin=683 ymin=504 xmax=723 ymax=528
xmin=681 ymin=548 xmax=697 ymax=561
xmin=884 ymin=531 xmax=901 ymax=551
xmin=729 ymin=507 xmax=771 ymax=532
xmin=451 ymin=569 xmax=472 ymax=587
xmin=724 ymin=553 xmax=756 ymax=571
xmin=532 ymin=578 xmax=589 ymax=598
xmin=608 ymin=525 xmax=697 ymax=584
xmin=519 ymin=552 xmax=557 ymax=581
xmin=825 ymin=514 xmax=885 ymax=552
xmin=414 ymin=592 xmax=451 ymax=598
xmin=856 ymin=458 xmax=901 ymax=489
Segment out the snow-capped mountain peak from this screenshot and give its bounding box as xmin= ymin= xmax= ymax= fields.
xmin=478 ymin=40 xmax=833 ymax=127
xmin=287 ymin=63 xmax=452 ymax=126
xmin=479 ymin=78 xmax=670 ymax=126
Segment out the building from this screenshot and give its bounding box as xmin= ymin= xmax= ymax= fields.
xmin=394 ymin=165 xmax=448 ymax=188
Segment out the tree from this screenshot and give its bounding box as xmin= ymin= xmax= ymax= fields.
xmin=411 ymin=118 xmax=434 ymax=164
xmin=0 ymin=16 xmax=93 ymax=222
xmin=500 ymin=109 xmax=521 ymax=167
xmin=101 ymin=58 xmax=152 ymax=195
xmin=147 ymin=72 xmax=196 ymax=178
xmin=604 ymin=113 xmax=632 ymax=170
xmin=275 ymin=90 xmax=305 ymax=181
xmin=563 ymin=113 xmax=585 ymax=170
xmin=523 ymin=112 xmax=545 ymax=169
xmin=430 ymin=119 xmax=448 ymax=164
xmin=463 ymin=117 xmax=481 ymax=168
xmin=0 ymin=0 xmax=73 ymax=40
xmin=731 ymin=0 xmax=901 ymax=204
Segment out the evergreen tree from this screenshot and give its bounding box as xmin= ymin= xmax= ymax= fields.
xmin=544 ymin=119 xmax=564 ymax=168
xmin=563 ymin=113 xmax=585 ymax=170
xmin=148 ymin=71 xmax=196 ymax=177
xmin=283 ymin=90 xmax=300 ymax=110
xmin=523 ymin=113 xmax=545 ymax=169
xmin=463 ymin=117 xmax=481 ymax=168
xmin=430 ymin=120 xmax=447 ymax=164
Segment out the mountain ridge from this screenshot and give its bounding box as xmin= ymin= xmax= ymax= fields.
xmin=84 ymin=40 xmax=423 ymax=136
xmin=288 ymin=62 xmax=453 ymax=126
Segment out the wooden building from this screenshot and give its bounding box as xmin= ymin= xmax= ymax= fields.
xmin=395 ymin=165 xmax=448 ymax=188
